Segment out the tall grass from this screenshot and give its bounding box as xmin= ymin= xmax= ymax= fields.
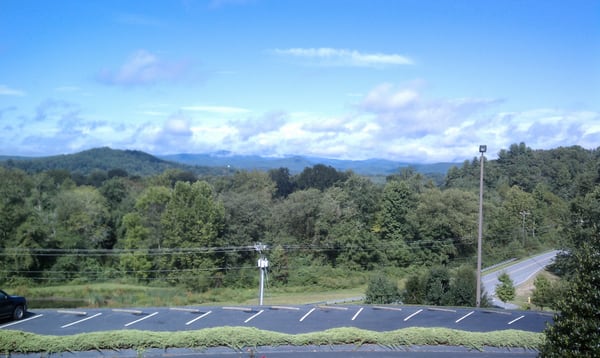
xmin=8 ymin=282 xmax=367 ymax=308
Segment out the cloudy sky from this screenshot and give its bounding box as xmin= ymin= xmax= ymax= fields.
xmin=1 ymin=0 xmax=598 ymax=163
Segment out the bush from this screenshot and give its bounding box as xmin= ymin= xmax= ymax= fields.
xmin=364 ymin=273 xmax=400 ymax=304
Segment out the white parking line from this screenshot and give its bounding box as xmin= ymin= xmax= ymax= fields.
xmin=0 ymin=314 xmax=43 ymax=329
xmin=403 ymin=309 xmax=423 ymax=322
xmin=124 ymin=311 xmax=158 ymax=327
xmin=299 ymin=307 xmax=316 ymax=322
xmin=428 ymin=307 xmax=457 ymax=313
xmin=317 ymin=305 xmax=348 ymax=311
xmin=270 ymin=306 xmax=300 ymax=311
xmin=57 ymin=310 xmax=87 ymax=316
xmin=186 ymin=310 xmax=212 ymax=326
xmin=455 ymin=311 xmax=474 ymax=323
xmin=170 ymin=307 xmax=201 ymax=313
xmin=113 ymin=308 xmax=144 ymax=315
xmin=351 ymin=307 xmax=363 ymax=321
xmin=61 ymin=313 xmax=102 ymax=328
xmin=508 ymin=315 xmax=525 ymax=325
xmin=244 ymin=309 xmax=264 ymax=323
xmin=373 ymin=306 xmax=402 ymax=312
xmin=223 ymin=306 xmax=253 ymax=312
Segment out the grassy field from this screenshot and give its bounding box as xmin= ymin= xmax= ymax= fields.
xmin=8 ymin=283 xmax=367 ymax=309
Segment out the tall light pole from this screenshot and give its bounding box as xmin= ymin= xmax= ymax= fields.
xmin=255 ymin=243 xmax=269 ymax=306
xmin=476 ymin=145 xmax=486 ymax=308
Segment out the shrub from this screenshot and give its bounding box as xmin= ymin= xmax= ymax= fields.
xmin=364 ymin=273 xmax=400 ymax=304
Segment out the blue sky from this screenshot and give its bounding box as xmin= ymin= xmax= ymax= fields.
xmin=1 ymin=0 xmax=598 ymax=163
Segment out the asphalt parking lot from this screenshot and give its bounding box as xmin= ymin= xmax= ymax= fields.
xmin=0 ymin=304 xmax=553 ymax=336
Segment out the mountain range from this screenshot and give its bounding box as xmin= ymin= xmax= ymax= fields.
xmin=160 ymin=152 xmax=457 ymax=176
xmin=0 ymin=147 xmax=458 ymax=177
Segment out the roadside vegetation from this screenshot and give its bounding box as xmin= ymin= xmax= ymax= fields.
xmin=0 ymin=327 xmax=544 ymax=355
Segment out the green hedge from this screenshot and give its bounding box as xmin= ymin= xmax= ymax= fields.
xmin=0 ymin=327 xmax=543 ymax=354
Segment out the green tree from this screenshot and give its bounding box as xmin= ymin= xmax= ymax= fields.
xmin=448 ymin=265 xmax=477 ymax=307
xmin=53 ymin=186 xmax=111 ymax=249
xmin=365 ymin=273 xmax=400 ymax=304
xmin=270 ymin=188 xmax=322 ymax=246
xmin=268 ymin=167 xmax=295 ymax=198
xmin=496 ymin=142 xmax=540 ymax=192
xmin=134 ymin=185 xmax=171 ymax=249
xmin=540 ymin=243 xmax=600 ymax=357
xmin=531 ymin=274 xmax=554 ymax=310
xmin=295 ymin=164 xmax=349 ymax=191
xmin=495 ymin=272 xmax=515 ymax=303
xmin=402 ymin=273 xmax=426 ymax=304
xmin=159 ymin=181 xmax=225 ymax=290
xmin=341 ymin=174 xmax=381 ymax=226
xmin=217 ymin=171 xmax=275 ymax=286
xmin=0 ymin=168 xmax=32 ymax=246
xmin=540 ymin=186 xmax=600 ymax=357
xmin=119 ymin=213 xmax=153 ymax=282
xmin=411 ymin=188 xmax=478 ymax=265
xmin=425 ymin=266 xmax=451 ymax=305
xmin=377 ymin=181 xmax=416 ymax=267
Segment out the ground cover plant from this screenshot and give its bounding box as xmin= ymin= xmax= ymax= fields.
xmin=0 ymin=327 xmax=544 ymax=355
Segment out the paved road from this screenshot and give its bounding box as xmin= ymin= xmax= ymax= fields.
xmin=482 ymin=250 xmax=560 ymax=309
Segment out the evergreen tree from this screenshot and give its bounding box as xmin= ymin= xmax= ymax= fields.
xmin=540 ymin=186 xmax=600 ymax=357
xmin=495 ymin=272 xmax=515 ymax=303
xmin=539 ymin=241 xmax=600 ymax=357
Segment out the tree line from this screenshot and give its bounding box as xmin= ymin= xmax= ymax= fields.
xmin=0 ymin=144 xmax=598 ymax=299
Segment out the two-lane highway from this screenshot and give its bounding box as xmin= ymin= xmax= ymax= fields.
xmin=483 ymin=250 xmax=560 ymax=309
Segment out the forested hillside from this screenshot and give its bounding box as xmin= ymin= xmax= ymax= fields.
xmin=0 ymin=147 xmax=230 ymax=177
xmin=0 ymin=143 xmax=597 ymax=305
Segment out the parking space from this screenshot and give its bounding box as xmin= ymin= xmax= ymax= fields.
xmin=0 ymin=305 xmax=553 ymax=336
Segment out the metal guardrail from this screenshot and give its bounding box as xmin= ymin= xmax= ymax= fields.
xmin=482 ymin=258 xmax=517 ymax=272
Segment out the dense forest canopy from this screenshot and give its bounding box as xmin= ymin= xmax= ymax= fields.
xmin=0 ymin=143 xmax=598 ymax=296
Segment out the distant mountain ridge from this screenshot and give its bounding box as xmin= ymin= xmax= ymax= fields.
xmin=159 ymin=152 xmax=457 ymax=175
xmin=0 ymin=147 xmax=219 ymax=177
xmin=0 ymin=147 xmax=458 ymax=177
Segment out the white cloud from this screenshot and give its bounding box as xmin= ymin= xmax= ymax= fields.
xmin=181 ymin=105 xmax=250 ymax=114
xmin=274 ymin=48 xmax=414 ymax=67
xmin=0 ymin=85 xmax=25 ymax=96
xmin=362 ymin=83 xmax=419 ymax=110
xmin=97 ymin=50 xmax=189 ymax=86
xmin=4 ymin=87 xmax=599 ymax=163
xmin=358 ymin=84 xmax=501 ymax=141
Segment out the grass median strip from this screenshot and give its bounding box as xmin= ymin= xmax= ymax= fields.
xmin=0 ymin=327 xmax=544 ymax=354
